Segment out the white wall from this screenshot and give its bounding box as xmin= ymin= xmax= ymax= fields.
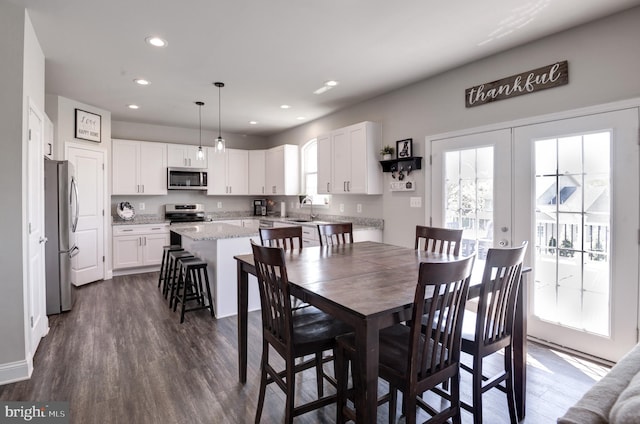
xmin=268 ymin=7 xmax=640 ymax=247
xmin=0 ymin=5 xmax=45 ymax=382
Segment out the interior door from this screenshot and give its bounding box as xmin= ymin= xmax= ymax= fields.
xmin=27 ymin=100 xmax=48 ymax=353
xmin=66 ymin=144 xmax=105 ymax=285
xmin=430 ymin=129 xmax=513 ymax=257
xmin=514 ymin=109 xmax=639 ymax=362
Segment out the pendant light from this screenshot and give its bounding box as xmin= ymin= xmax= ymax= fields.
xmin=214 ymin=82 xmax=225 ymax=154
xmin=195 ymin=101 xmax=205 ymax=159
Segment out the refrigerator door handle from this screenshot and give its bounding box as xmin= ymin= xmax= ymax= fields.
xmin=71 ymin=176 xmax=80 ymax=232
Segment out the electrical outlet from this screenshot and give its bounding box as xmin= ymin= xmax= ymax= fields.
xmin=290 ymin=201 xmax=295 ymax=210
xmin=138 ymin=202 xmax=145 ymax=211
xmin=296 ymin=202 xmax=300 ymax=209
xmin=217 ymin=201 xmax=223 ymax=209
xmin=356 ymin=204 xmax=362 ymax=213
xmin=339 ymin=203 xmax=344 ymax=213
xmin=410 ymin=197 xmax=422 ymax=208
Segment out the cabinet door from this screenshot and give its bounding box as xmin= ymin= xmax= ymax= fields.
xmin=138 ymin=142 xmax=167 ymax=195
xmin=347 ymin=123 xmax=367 ymax=193
xmin=265 ymin=147 xmax=285 ymax=195
xmin=317 ymin=133 xmax=332 ymax=194
xmin=207 ymin=147 xmax=228 ymax=195
xmin=113 ymin=236 xmax=143 ymax=269
xmin=167 ymin=144 xmax=188 ymax=167
xmin=112 ymin=139 xmax=140 ymax=195
xmin=186 ymin=145 xmax=208 ymax=169
xmin=227 ymin=149 xmax=249 ymax=195
xmin=248 ymin=150 xmax=266 ymax=195
xmin=331 ymin=128 xmax=350 ymax=193
xmin=142 ymin=233 xmax=169 ymax=266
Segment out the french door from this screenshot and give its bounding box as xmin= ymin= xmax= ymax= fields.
xmin=514 ymin=109 xmax=639 ymax=362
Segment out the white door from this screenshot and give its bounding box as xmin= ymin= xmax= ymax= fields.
xmin=430 ymin=129 xmax=513 ymax=257
xmin=514 ymin=109 xmax=639 ymax=362
xmin=66 ymin=144 xmax=105 ymax=285
xmin=27 ymin=101 xmax=48 ymax=353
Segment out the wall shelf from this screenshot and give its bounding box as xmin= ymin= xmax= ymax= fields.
xmin=379 ymin=156 xmax=422 ymax=173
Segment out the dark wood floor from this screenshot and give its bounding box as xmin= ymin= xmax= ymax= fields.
xmin=0 ymin=272 xmax=609 ymax=423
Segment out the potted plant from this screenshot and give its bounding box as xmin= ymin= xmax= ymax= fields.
xmin=380 ymin=145 xmax=394 ymax=160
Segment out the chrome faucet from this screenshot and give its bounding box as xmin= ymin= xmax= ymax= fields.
xmin=302 ymin=196 xmax=317 ymax=220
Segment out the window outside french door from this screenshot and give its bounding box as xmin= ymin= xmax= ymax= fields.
xmin=514 ymin=109 xmax=639 ymax=362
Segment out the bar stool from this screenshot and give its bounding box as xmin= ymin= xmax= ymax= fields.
xmin=165 ymin=250 xmax=194 ymax=302
xmin=158 ymin=245 xmax=183 ymax=292
xmin=172 ymin=257 xmax=215 ymax=323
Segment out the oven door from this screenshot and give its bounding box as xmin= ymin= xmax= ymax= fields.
xmin=168 ymin=168 xmax=207 ymax=190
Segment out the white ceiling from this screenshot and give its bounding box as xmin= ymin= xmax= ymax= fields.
xmin=10 ymin=0 xmax=640 ymax=136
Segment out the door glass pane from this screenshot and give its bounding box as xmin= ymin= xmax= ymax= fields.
xmin=444 ymin=146 xmax=493 ymax=258
xmin=533 ymin=132 xmax=611 ymax=336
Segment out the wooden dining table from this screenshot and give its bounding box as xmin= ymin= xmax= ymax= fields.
xmin=234 ymin=241 xmax=529 ymax=423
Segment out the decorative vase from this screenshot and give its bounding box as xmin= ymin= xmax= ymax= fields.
xmin=383 ymin=154 xmax=392 ymax=160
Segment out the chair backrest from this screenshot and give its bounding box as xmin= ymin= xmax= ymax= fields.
xmin=409 ymin=255 xmax=475 ymax=379
xmin=415 ymin=225 xmax=463 ymax=255
xmin=475 ymin=242 xmax=528 ymax=351
xmin=251 ymin=240 xmax=293 ymax=353
xmin=259 ymin=226 xmax=303 ymax=250
xmin=317 ymin=223 xmax=353 ymax=246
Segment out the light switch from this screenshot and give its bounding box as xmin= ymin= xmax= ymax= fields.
xmin=217 ymin=202 xmax=223 ymax=209
xmin=410 ymin=197 xmax=422 ymax=208
xmin=356 ymin=204 xmax=362 ymax=213
xmin=138 ymin=202 xmax=145 ymax=211
xmin=339 ymin=203 xmax=344 ymax=213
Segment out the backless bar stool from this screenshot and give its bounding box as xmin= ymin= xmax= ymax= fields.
xmin=172 ymin=257 xmax=215 ymax=323
xmin=158 ymin=245 xmax=183 ymax=292
xmin=165 ymin=250 xmax=194 ymax=303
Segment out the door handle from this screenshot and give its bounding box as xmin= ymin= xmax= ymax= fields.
xmin=39 ymin=236 xmax=48 ymax=244
xmin=498 ymin=239 xmax=509 ymax=247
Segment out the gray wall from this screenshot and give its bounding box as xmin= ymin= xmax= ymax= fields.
xmin=267 ymin=7 xmax=640 ymax=247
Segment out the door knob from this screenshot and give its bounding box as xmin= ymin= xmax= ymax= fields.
xmin=498 ymin=239 xmax=508 ymax=247
xmin=39 ymin=237 xmax=48 ymax=244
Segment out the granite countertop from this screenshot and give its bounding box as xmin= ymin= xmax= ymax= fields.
xmin=169 ymin=222 xmax=259 ymax=241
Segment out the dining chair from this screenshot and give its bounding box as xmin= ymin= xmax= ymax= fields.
xmin=335 ymin=255 xmax=475 ymax=424
xmin=459 ymin=242 xmax=527 ymax=424
xmin=250 ymin=241 xmax=352 ymax=424
xmin=259 ymin=226 xmax=304 ymax=250
xmin=317 ymin=222 xmax=353 ymax=246
xmin=415 ymin=225 xmax=463 ymax=255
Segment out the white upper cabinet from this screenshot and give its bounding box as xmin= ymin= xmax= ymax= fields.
xmin=112 ymin=139 xmax=167 ymax=195
xmin=248 ymin=150 xmax=267 ymax=195
xmin=265 ymin=144 xmax=299 ymax=195
xmin=207 ymin=148 xmax=249 ymax=195
xmin=318 ymin=121 xmax=382 ymax=195
xmin=167 ymin=143 xmax=208 ymax=169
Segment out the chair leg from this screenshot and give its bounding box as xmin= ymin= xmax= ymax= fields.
xmin=405 ymin=388 xmax=417 ymax=424
xmin=504 ymin=346 xmax=518 ymax=424
xmin=335 ymin=344 xmax=349 ymax=424
xmin=285 ymin=356 xmax=296 ymax=424
xmin=254 ymin=342 xmax=269 ymax=424
xmin=388 ymin=385 xmax=397 ymax=424
xmin=179 ymin=267 xmax=191 ymax=323
xmin=472 ymin=354 xmax=484 ymax=424
xmin=315 ymin=352 xmax=324 ymax=397
xmin=451 ymin=373 xmax=462 ymax=424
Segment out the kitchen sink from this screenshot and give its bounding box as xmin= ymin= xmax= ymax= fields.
xmin=288 ymin=218 xmax=311 ymax=222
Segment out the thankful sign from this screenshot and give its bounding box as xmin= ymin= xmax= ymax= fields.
xmin=465 ymin=60 xmax=568 ymax=108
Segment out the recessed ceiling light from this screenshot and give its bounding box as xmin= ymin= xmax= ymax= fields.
xmin=313 ymin=80 xmax=339 ymax=95
xmin=127 ymin=104 xmax=139 ymax=109
xmin=145 ymin=36 xmax=167 ymax=48
xmin=296 ymin=116 xmax=306 ymax=121
xmin=249 ymin=121 xmax=258 ymax=125
xmin=325 ymin=80 xmax=339 ymax=87
xmin=134 ymin=79 xmax=150 ymax=85
xmin=280 ymin=104 xmax=291 ymax=109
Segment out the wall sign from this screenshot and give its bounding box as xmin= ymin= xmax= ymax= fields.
xmin=75 ymin=108 xmax=101 ymax=142
xmin=465 ymin=60 xmax=568 ymax=108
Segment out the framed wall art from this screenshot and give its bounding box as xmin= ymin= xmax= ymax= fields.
xmin=396 ymin=138 xmax=413 ymax=158
xmin=75 ymin=108 xmax=101 ymax=142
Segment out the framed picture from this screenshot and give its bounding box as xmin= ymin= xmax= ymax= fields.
xmin=75 ymin=108 xmax=101 ymax=142
xmin=396 ymin=138 xmax=413 ymax=158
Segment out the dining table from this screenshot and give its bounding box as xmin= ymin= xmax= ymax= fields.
xmin=234 ymin=241 xmax=529 ymax=423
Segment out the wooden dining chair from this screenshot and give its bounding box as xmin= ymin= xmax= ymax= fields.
xmin=250 ymin=241 xmax=352 ymax=424
xmin=259 ymin=226 xmax=304 ymax=250
xmin=459 ymin=242 xmax=527 ymax=424
xmin=317 ymin=222 xmax=353 ymax=246
xmin=415 ymin=225 xmax=463 ymax=255
xmin=335 ymin=255 xmax=475 ymax=424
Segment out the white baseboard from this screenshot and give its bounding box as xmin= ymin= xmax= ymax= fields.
xmin=0 ymin=359 xmax=31 ymax=386
xmin=112 ymin=266 xmax=160 ymax=277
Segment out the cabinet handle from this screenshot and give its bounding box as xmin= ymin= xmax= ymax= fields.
xmin=189 ymin=158 xmax=192 ymax=166
xmin=343 ymin=181 xmax=346 ymax=192
xmin=151 ymin=227 xmax=162 ymax=230
xmin=122 ymin=229 xmax=133 ymax=232
xmin=141 ymin=184 xmax=144 ymax=193
xmin=327 ymin=182 xmax=330 ymax=192
xmin=347 ymin=181 xmax=350 ymax=192
xmin=262 ymin=187 xmax=265 ymax=194
xmin=144 ymin=237 xmax=147 ymax=246
xmin=229 ymin=186 xmax=232 ymax=194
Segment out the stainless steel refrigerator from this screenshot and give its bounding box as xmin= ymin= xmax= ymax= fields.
xmin=44 ymin=159 xmax=80 ymax=315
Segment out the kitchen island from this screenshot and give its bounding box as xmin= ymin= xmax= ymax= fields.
xmin=170 ymin=222 xmax=261 ymax=318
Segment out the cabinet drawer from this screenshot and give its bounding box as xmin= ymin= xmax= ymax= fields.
xmin=301 ymin=226 xmax=318 ymax=241
xmin=113 ymin=223 xmax=169 ymax=236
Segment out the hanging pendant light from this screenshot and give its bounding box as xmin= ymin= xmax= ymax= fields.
xmin=214 ymin=82 xmax=225 ymax=154
xmin=195 ymin=101 xmax=205 ymax=159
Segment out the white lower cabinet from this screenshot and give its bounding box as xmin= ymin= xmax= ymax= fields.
xmin=113 ymin=224 xmax=170 ymax=270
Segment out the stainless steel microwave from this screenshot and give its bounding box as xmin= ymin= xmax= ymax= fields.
xmin=167 ymin=168 xmax=208 ymax=190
